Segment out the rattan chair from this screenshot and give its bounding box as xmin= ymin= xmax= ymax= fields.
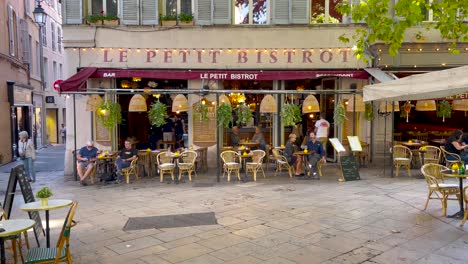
xmin=177 ymin=150 xmax=197 ymax=181
xmin=122 ymin=157 xmax=139 ymax=184
xmin=137 ymin=150 xmax=151 ymax=177
xmin=25 ymin=201 xmax=78 ymax=264
xmin=460 ymin=186 xmax=468 ymax=226
xmin=272 ymin=148 xmax=293 ymax=178
xmin=246 ymin=150 xmax=266 ymax=181
xmin=157 ymin=152 xmax=175 ymax=182
xmin=415 ymin=132 xmax=429 ymax=142
xmin=418 ymin=145 xmax=441 ymax=166
xmin=1 ymin=207 xmax=30 ymax=264
xmin=440 ymin=146 xmax=462 ymax=169
xmin=220 ymin=150 xmax=241 ymax=181
xmin=421 ymin=164 xmax=460 ymax=216
xmin=393 ymin=145 xmax=412 ymax=177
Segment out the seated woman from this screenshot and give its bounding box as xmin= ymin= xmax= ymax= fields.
xmin=283 ymin=134 xmax=304 ymax=177
xmin=444 ymin=130 xmax=468 ymax=164
xmin=251 ymin=126 xmax=266 ymax=150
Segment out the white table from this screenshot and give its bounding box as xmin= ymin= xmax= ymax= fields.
xmin=20 ymin=199 xmax=73 ymax=248
xmin=0 ymin=219 xmax=35 ymax=264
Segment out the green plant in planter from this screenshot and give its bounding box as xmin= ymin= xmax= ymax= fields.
xmin=97 ymin=100 xmax=122 ymax=131
xmin=87 ymin=11 xmax=118 ymax=23
xmin=161 ymin=13 xmax=177 ymax=21
xmin=217 ymin=103 xmax=233 ymax=128
xmin=36 ymin=187 xmax=53 ymax=199
xmin=148 ymin=101 xmax=168 ymax=127
xmin=364 ymin=102 xmax=374 ymax=121
xmin=194 ymin=103 xmax=209 ymax=121
xmin=281 ymin=103 xmax=301 ymax=127
xmin=333 ymin=101 xmax=346 ymax=125
xmin=437 ymin=100 xmax=451 ymax=122
xmin=236 ymin=104 xmax=253 ymax=125
xmin=179 ymin=12 xmax=194 ymax=23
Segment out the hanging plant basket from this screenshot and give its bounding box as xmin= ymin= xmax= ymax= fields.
xmin=97 ymin=100 xmax=122 ymax=131
xmin=194 ymin=103 xmax=209 ymax=122
xmin=437 ymin=100 xmax=451 ymax=122
xmin=400 ymin=101 xmax=413 ymax=122
xmin=333 ymin=100 xmax=346 ymax=125
xmin=236 ymin=104 xmax=253 ymax=125
xmin=216 ymin=102 xmax=233 ymax=128
xmin=364 ymin=102 xmax=374 ymax=121
xmin=281 ymin=103 xmax=302 ymax=127
xmin=148 ymin=101 xmax=168 ymax=127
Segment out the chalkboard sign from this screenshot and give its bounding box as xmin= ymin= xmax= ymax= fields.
xmin=14 ymin=165 xmax=44 ymax=246
xmin=340 ymin=155 xmax=360 ymax=181
xmin=2 ymin=168 xmax=18 ymax=220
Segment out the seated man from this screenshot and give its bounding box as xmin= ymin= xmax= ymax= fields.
xmin=230 ymin=126 xmax=240 ymax=147
xmin=114 ymin=140 xmax=137 ymax=184
xmin=306 ymin=131 xmax=326 ymax=178
xmin=283 ymin=134 xmax=304 ymax=177
xmin=76 ymin=141 xmax=98 ymax=186
xmin=251 ymin=126 xmax=266 ymax=150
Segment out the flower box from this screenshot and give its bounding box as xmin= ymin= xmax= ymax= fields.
xmin=103 ymin=19 xmax=119 ymax=26
xmin=161 ymin=20 xmax=177 ymax=26
xmin=178 ymin=21 xmax=193 ymax=26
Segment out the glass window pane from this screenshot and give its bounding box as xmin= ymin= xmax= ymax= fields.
xmin=181 ymin=0 xmax=192 ymax=15
xmin=311 ymin=0 xmax=325 ymax=23
xmin=253 ymin=0 xmax=267 ymax=24
xmin=166 ymin=0 xmax=177 ymax=15
xmin=234 ymin=0 xmax=250 ymax=24
xmin=92 ymin=0 xmax=103 ymax=15
xmin=107 ymin=0 xmax=118 ymax=16
xmin=329 ymin=0 xmax=342 ymax=23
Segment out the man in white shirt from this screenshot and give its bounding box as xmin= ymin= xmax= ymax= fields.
xmin=314 ymin=113 xmax=330 ymax=152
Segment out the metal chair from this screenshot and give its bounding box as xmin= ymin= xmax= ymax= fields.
xmin=177 ymin=150 xmax=197 ymax=181
xmin=122 ymin=158 xmax=139 ymax=184
xmin=220 ymin=150 xmax=241 ymax=181
xmin=440 ymin=146 xmax=462 ymax=169
xmin=157 ymin=152 xmax=175 ymax=182
xmin=421 ymin=164 xmax=460 ymax=216
xmin=246 ymin=150 xmax=266 ymax=181
xmin=272 ymin=148 xmax=293 ymax=178
xmin=393 ymin=145 xmax=412 ymax=177
xmin=0 ymin=207 xmax=30 ymax=264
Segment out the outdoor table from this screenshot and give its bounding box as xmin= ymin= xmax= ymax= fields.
xmin=430 ymin=139 xmax=446 ymax=146
xmin=0 ymin=219 xmax=35 ymax=264
xmin=239 ymin=142 xmax=260 ymax=149
xmin=20 ymin=199 xmax=73 ymax=248
xmin=96 ymin=155 xmax=116 ymax=181
xmin=240 ymin=153 xmax=254 ymax=181
xmin=441 ymin=169 xmax=466 ymax=219
xmin=294 ymin=151 xmax=311 ymax=176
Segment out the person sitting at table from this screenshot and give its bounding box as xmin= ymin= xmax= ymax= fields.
xmin=444 ymin=130 xmax=468 ymax=164
xmin=284 ymin=133 xmax=304 ymax=177
xmin=251 ymin=126 xmax=266 ymax=150
xmin=114 ymin=140 xmax=137 ymax=184
xmin=230 ymin=126 xmax=240 ymax=147
xmin=306 ymin=131 xmax=326 ymax=178
xmin=77 ymin=141 xmax=98 ymax=186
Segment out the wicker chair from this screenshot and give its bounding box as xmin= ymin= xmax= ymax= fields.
xmin=421 ymin=164 xmax=460 ymax=216
xmin=177 ymin=150 xmax=197 ymax=181
xmin=220 ymin=150 xmax=241 ymax=182
xmin=137 ymin=150 xmax=151 ymax=177
xmin=418 ymin=146 xmax=441 ymax=166
xmin=272 ymin=148 xmax=293 ymax=178
xmin=393 ymin=145 xmax=412 ymax=177
xmin=246 ymin=150 xmax=266 ymax=181
xmin=122 ymin=158 xmax=139 ymax=184
xmin=460 ymin=186 xmax=468 ymax=226
xmin=440 ymin=146 xmax=462 ymax=169
xmin=157 ymin=152 xmax=176 ymax=182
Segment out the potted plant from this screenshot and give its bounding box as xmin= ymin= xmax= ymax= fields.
xmin=87 ymin=10 xmax=119 ymax=26
xmin=437 ymin=100 xmax=451 ymax=122
xmin=216 ymin=102 xmax=233 ymax=128
xmin=148 ymin=101 xmax=168 ymax=127
xmin=236 ymin=104 xmax=253 ymax=126
xmin=36 ymin=187 xmax=53 ymax=206
xmin=178 ymin=12 xmax=194 ymax=26
xmin=194 ymin=102 xmax=209 ymax=122
xmin=103 ymin=14 xmax=119 ymax=26
xmin=161 ymin=13 xmax=177 ymax=26
xmin=281 ymin=103 xmax=301 ymax=127
xmin=97 ymin=100 xmax=122 ymax=131
xmin=333 ymin=101 xmax=346 ymax=125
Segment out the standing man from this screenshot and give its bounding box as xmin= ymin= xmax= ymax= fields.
xmin=306 ymin=132 xmax=326 ymax=178
xmin=60 ymin=124 xmax=66 ymax=144
xmin=231 ymin=126 xmax=240 ymax=147
xmin=314 ymin=113 xmax=330 ymax=154
xmin=115 ymin=140 xmax=137 ymax=184
xmin=77 ymin=141 xmax=98 ymax=186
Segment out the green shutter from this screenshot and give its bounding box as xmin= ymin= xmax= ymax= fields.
xmin=122 ymin=0 xmax=139 ymax=25
xmin=142 ymin=0 xmax=158 ymax=25
xmin=196 ymin=0 xmax=212 ymax=25
xmin=272 ymin=0 xmax=290 ymax=24
xmin=290 ymin=0 xmax=308 ymax=24
xmin=64 ymin=0 xmax=82 ymax=24
xmin=213 ymin=0 xmax=230 ymax=24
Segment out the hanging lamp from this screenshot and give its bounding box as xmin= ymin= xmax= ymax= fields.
xmin=415 ymin=100 xmax=436 ymax=111
xmin=302 ymin=95 xmax=320 ymax=113
xmin=259 ymin=95 xmax=277 ymax=113
xmin=128 ymin=94 xmax=147 ymax=112
xmin=85 ymin=94 xmax=103 ymax=111
xmin=452 ymin=99 xmax=468 ymax=111
xmin=171 ymin=94 xmax=189 ymax=112
xmin=346 ymin=95 xmax=365 ymax=112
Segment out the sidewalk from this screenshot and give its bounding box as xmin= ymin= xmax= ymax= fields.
xmin=1 ymin=146 xmax=468 ymax=264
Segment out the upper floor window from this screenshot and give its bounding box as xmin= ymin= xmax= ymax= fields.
xmin=91 ymin=0 xmax=118 ymax=17
xmin=7 ymin=5 xmax=17 ymax=56
xmin=25 ymin=0 xmax=30 ymax=15
xmin=163 ymin=0 xmax=192 ymax=17
xmin=234 ymin=0 xmax=268 ymax=24
xmin=310 ymin=0 xmax=342 ymax=24
xmin=57 ymin=27 xmax=62 ymax=53
xmin=42 ymin=22 xmax=47 ymax=47
xmin=51 ymin=22 xmax=56 ymax=51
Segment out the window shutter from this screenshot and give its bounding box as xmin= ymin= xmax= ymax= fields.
xmin=213 ymin=0 xmax=230 ymax=24
xmin=290 ymin=0 xmax=308 ymax=24
xmin=196 ymin=0 xmax=212 ymax=25
xmin=64 ymin=0 xmax=82 ymax=24
xmin=20 ymin=19 xmax=30 ymax=63
xmin=8 ymin=5 xmax=14 ymax=56
xmin=121 ymin=0 xmax=139 ymax=25
xmin=272 ymin=0 xmax=289 ymax=24
xmin=141 ymin=0 xmax=158 ymax=25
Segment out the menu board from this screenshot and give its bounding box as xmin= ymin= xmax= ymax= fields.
xmin=347 ymin=136 xmax=363 ymax=152
xmin=329 ymin=138 xmax=346 ymax=153
xmin=192 ymin=103 xmax=216 ymax=146
xmin=95 ymin=113 xmax=111 ymax=143
xmin=340 ymin=155 xmax=361 ymax=181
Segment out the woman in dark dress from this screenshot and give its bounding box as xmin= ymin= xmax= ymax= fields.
xmin=444 ymin=130 xmax=468 ymax=164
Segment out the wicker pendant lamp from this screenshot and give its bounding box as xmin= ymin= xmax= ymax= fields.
xmin=346 ymin=95 xmax=365 ymax=112
xmin=128 ymin=94 xmax=147 ymax=112
xmin=415 ymin=100 xmax=436 ymax=111
xmin=302 ymin=95 xmax=320 ymax=113
xmin=172 ymin=94 xmax=189 ymax=112
xmin=85 ymin=94 xmax=103 ymax=112
xmin=452 ymin=99 xmax=468 ymax=111
xmin=259 ymin=95 xmax=277 ymax=113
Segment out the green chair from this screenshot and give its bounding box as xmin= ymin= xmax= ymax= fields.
xmin=25 ymin=201 xmax=78 ymax=264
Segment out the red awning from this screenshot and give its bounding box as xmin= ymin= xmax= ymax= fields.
xmin=58 ymin=67 xmax=98 ymax=92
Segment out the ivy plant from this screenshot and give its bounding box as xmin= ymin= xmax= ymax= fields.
xmin=281 ymin=103 xmax=302 ymax=127
xmin=97 ymin=100 xmax=122 ymax=131
xmin=364 ymin=103 xmax=374 ymax=121
xmin=216 ymin=102 xmax=233 ymax=128
xmin=333 ymin=101 xmax=346 ymax=125
xmin=148 ymin=101 xmax=168 ymax=127
xmin=437 ymin=100 xmax=451 ymax=122
xmin=236 ymin=104 xmax=253 ymax=125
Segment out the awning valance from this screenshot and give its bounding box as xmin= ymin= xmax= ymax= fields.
xmin=58 ymin=67 xmax=98 ymax=92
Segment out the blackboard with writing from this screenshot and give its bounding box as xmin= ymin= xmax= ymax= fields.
xmin=340 ymin=155 xmax=360 ymax=181
xmin=2 ymin=168 xmax=18 ymax=220
xmin=15 ymin=165 xmax=44 ymax=246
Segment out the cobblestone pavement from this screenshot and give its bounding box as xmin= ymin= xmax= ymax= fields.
xmin=1 ymin=146 xmax=468 ymax=263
